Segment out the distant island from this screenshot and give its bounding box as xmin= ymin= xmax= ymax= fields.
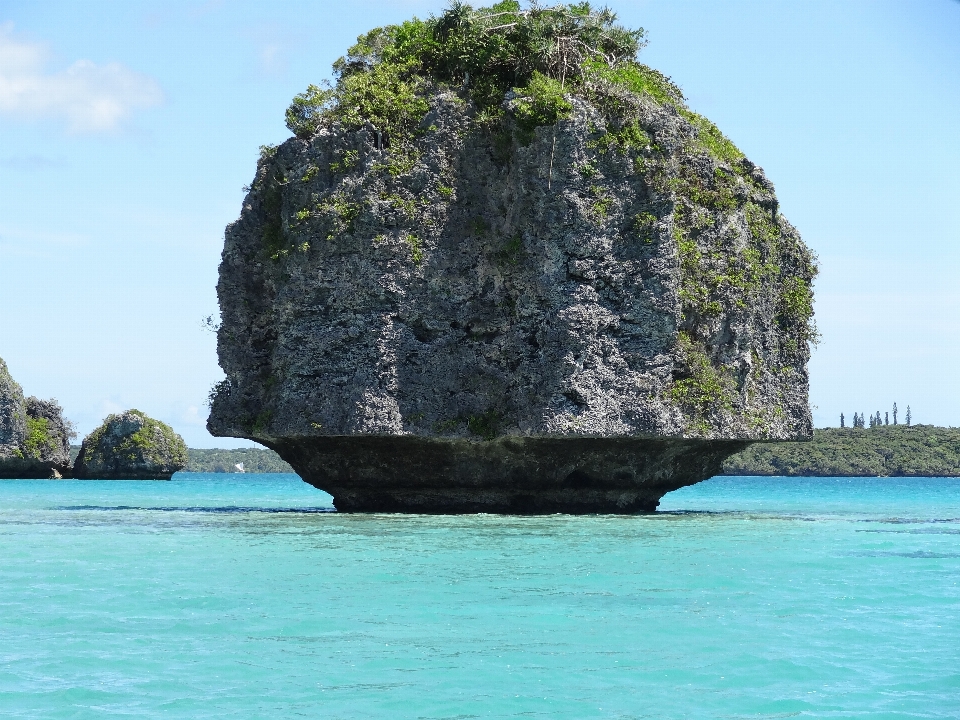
xmin=67 ymin=426 xmax=960 ymax=477
xmin=723 ymin=425 xmax=960 ymax=477
xmin=70 ymin=446 xmax=293 ymax=474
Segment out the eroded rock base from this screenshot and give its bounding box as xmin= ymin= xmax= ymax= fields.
xmin=0 ymin=458 xmax=71 ymax=479
xmin=270 ymin=436 xmax=750 ymax=514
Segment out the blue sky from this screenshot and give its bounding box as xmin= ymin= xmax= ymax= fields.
xmin=1 ymin=0 xmax=958 ymax=447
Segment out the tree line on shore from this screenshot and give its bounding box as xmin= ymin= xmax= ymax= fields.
xmin=69 ymin=446 xmax=294 ymax=474
xmin=68 ymin=423 xmax=960 ymax=478
xmin=841 ymin=403 xmax=911 ymax=429
xmin=723 ymin=424 xmax=960 ymax=477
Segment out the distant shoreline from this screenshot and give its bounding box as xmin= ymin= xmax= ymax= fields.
xmin=67 ymin=425 xmax=960 ymax=477
xmin=723 ymin=425 xmax=960 ymax=477
xmin=70 ymin=445 xmax=294 ymax=474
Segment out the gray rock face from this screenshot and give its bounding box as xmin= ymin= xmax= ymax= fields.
xmin=0 ymin=357 xmax=27 ymax=463
xmin=74 ymin=410 xmax=188 ymax=480
xmin=0 ymin=358 xmax=73 ymax=478
xmin=209 ymin=73 xmax=816 ymax=512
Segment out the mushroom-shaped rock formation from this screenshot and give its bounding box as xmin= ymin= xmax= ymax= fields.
xmin=208 ymin=3 xmax=817 ymax=513
xmin=74 ymin=410 xmax=187 ymax=480
xmin=0 ymin=357 xmax=74 ymax=479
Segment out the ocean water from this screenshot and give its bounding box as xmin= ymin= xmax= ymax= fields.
xmin=1 ymin=474 xmax=958 ymax=719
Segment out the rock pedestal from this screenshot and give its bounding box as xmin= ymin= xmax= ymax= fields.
xmin=272 ymin=436 xmax=748 ymax=513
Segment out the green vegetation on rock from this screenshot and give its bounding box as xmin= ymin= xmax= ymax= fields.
xmin=669 ymin=332 xmax=735 ymax=432
xmin=278 ymin=0 xmax=816 ymax=330
xmin=724 ymin=425 xmax=960 ymax=477
xmin=22 ymin=417 xmax=54 ymax=460
xmin=84 ymin=410 xmax=184 ymax=467
xmin=511 ymin=71 xmax=572 ymax=134
xmin=285 ymin=2 xmax=643 ymax=139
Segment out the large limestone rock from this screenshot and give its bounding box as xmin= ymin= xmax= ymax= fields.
xmin=0 ymin=358 xmax=73 ymax=478
xmin=208 ymin=5 xmax=817 ymax=512
xmin=74 ymin=410 xmax=187 ymax=480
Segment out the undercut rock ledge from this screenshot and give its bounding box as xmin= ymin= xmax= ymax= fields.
xmin=271 ymin=436 xmax=749 ymax=514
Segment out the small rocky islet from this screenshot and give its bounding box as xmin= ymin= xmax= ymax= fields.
xmin=0 ymin=358 xmax=73 ymax=479
xmin=207 ymin=3 xmax=817 ymax=513
xmin=74 ymin=410 xmax=188 ymax=480
xmin=0 ymin=357 xmax=186 ymax=480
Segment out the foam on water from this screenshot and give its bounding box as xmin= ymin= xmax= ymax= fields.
xmin=1 ymin=473 xmax=958 ymax=718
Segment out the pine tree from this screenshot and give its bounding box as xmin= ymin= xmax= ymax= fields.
xmin=885 ymin=412 xmax=889 ymax=425
xmin=876 ymin=411 xmax=881 ymax=427
xmin=840 ymin=412 xmax=845 ymax=428
xmin=893 ymin=403 xmax=898 ymax=425
xmin=906 ymin=405 xmax=911 ymax=426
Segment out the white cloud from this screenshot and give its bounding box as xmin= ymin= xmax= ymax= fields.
xmin=0 ymin=24 xmax=162 ymax=133
xmin=259 ymin=42 xmax=285 ymax=75
xmin=181 ymin=405 xmax=207 ymax=427
xmin=99 ymin=399 xmax=126 ymax=417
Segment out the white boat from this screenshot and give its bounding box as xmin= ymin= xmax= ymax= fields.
xmin=235 ymin=462 xmax=245 ymax=473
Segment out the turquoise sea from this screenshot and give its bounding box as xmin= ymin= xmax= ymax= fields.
xmin=1 ymin=474 xmax=958 ymax=718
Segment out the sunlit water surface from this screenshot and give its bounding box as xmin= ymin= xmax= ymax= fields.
xmin=1 ymin=473 xmax=958 ymax=718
